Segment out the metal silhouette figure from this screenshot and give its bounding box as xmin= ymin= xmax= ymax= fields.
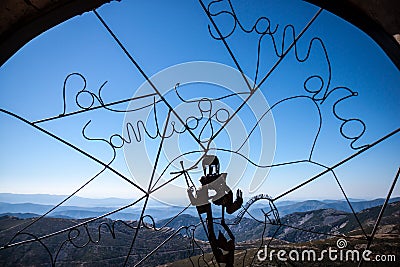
xmin=187 ymin=155 xmax=243 ymax=266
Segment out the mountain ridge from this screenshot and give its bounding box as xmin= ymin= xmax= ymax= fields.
xmin=0 ymin=201 xmax=398 ymax=266
xmin=1 ymin=194 xmax=399 ymax=221
xmin=157 ymin=201 xmax=400 ymax=243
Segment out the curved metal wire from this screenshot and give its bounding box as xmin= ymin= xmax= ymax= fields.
xmin=0 ymin=0 xmax=399 ymax=266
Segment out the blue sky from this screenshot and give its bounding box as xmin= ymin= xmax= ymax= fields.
xmin=0 ymin=0 xmax=399 ymax=205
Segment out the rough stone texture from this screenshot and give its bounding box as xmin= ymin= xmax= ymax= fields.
xmin=0 ymin=0 xmax=115 ymax=65
xmin=395 ymin=34 xmax=400 ymax=44
xmin=0 ymin=0 xmax=399 ymax=66
xmin=1 ymin=0 xmax=398 ymax=41
xmin=349 ymin=0 xmax=400 ymax=36
xmin=0 ymin=0 xmax=80 ymax=39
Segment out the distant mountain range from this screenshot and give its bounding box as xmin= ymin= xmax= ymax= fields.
xmin=157 ymin=201 xmax=400 ymax=243
xmin=0 ymin=193 xmax=376 ymax=208
xmin=273 ymin=197 xmax=400 ymax=216
xmin=0 ymin=193 xmax=398 ymax=222
xmin=0 ymin=201 xmax=200 ymax=221
xmin=1 ymin=201 xmax=398 ymax=266
xmin=0 ymin=216 xmax=203 ymax=266
xmin=0 ymin=193 xmax=141 ymax=207
xmin=166 ymin=202 xmax=400 ymax=267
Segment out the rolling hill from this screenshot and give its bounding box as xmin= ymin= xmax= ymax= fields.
xmin=0 ymin=216 xmax=206 ymax=266
xmin=0 ymin=196 xmax=398 ymax=266
xmin=157 ymin=201 xmax=400 ymax=243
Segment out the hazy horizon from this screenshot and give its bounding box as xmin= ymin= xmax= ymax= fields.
xmin=1 ymin=192 xmax=399 ymax=204
xmin=1 ymin=0 xmax=399 ymax=209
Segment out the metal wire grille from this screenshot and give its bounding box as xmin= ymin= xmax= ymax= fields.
xmin=0 ymin=0 xmax=398 ymax=266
